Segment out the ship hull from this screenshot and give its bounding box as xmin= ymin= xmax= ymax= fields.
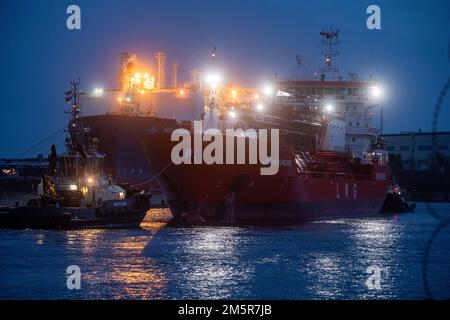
xmin=79 ymin=114 xmax=178 ymax=189
xmin=0 ymin=194 xmax=150 ymax=230
xmin=143 ymin=132 xmax=391 ymax=224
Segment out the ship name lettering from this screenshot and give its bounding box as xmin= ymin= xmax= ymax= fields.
xmin=336 ymin=183 xmax=357 ymax=199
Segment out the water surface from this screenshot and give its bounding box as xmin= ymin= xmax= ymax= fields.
xmin=0 ymin=204 xmax=449 ymax=299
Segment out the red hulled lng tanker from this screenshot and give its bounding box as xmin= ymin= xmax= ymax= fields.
xmin=143 ymin=129 xmax=390 ymax=224
xmin=141 ymin=28 xmax=392 ymax=224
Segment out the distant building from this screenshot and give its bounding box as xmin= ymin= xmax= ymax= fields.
xmin=382 ymin=131 xmax=450 ymax=171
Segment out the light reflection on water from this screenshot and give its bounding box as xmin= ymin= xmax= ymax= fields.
xmin=306 ymin=254 xmax=344 ymax=298
xmin=166 ymin=228 xmax=254 ymax=299
xmin=0 ymin=204 xmax=449 ymax=299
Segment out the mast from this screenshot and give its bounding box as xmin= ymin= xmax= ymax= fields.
xmin=319 ymin=27 xmax=340 ymax=77
xmin=67 ymin=79 xmax=84 ymax=152
xmin=64 ymin=78 xmax=91 ymax=186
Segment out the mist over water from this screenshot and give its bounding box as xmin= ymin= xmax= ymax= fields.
xmin=0 ymin=204 xmax=449 ymax=299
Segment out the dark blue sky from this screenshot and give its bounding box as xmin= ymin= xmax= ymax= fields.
xmin=1 ymin=0 xmax=449 ymax=157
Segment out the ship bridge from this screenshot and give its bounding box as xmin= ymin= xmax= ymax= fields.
xmin=274 ymin=77 xmax=382 ymax=157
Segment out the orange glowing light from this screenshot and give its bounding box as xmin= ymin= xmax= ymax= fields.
xmin=179 ymin=89 xmax=185 ymax=96
xmin=118 ymin=97 xmax=122 ymax=102
xmin=231 ymin=90 xmax=237 ymax=99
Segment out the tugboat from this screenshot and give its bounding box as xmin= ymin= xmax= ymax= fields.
xmin=0 ymin=80 xmax=150 ymax=230
xmin=380 ymin=183 xmax=416 ymax=213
